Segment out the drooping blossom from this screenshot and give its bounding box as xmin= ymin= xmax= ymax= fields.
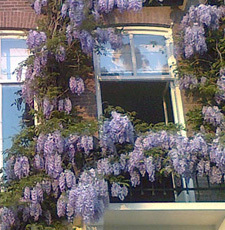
xmin=26 ymin=30 xmax=47 ymax=49
xmin=34 ymin=0 xmax=42 ymax=14
xmin=55 ymin=45 xmax=66 ymax=62
xmin=144 ymin=157 xmax=155 ymax=182
xmin=34 ymin=154 xmax=45 ymax=170
xmin=100 ymin=111 xmax=134 ymax=152
xmin=79 ymin=136 xmax=93 ymax=154
xmin=179 ymin=75 xmax=198 ymax=90
xmin=97 ymin=158 xmax=113 ymax=176
xmin=127 ymin=0 xmax=142 ymax=11
xmin=184 ymin=24 xmax=207 ymax=58
xmin=45 ymin=154 xmax=63 ymax=179
xmin=69 ymin=77 xmax=85 ymax=95
xmin=97 ymin=0 xmax=115 ymax=13
xmin=43 ymin=98 xmax=54 ymax=119
xmin=0 ymin=207 xmax=15 ymax=229
xmin=202 ymin=106 xmax=224 ymax=126
xmin=107 ymin=28 xmax=123 ymax=50
xmin=111 ymin=182 xmax=128 ymax=201
xmin=29 ymin=202 xmax=42 ymax=221
xmin=57 ymin=194 xmax=67 ymax=217
xmin=181 ymin=4 xmax=225 ymax=30
xmin=5 ymin=156 xmax=16 ymax=181
xmin=64 ymin=98 xmax=72 ymax=114
xmin=37 ymin=133 xmax=47 ymax=153
xmin=210 ymin=166 xmax=222 ymax=184
xmin=78 ymin=30 xmax=95 ymax=55
xmin=14 ymin=156 xmax=30 ymax=179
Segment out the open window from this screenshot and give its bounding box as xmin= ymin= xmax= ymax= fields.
xmin=94 ymin=27 xmax=186 ymax=202
xmin=0 ymin=31 xmax=29 ymax=168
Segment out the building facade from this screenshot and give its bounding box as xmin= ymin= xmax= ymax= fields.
xmin=1 ymin=0 xmax=225 ymax=230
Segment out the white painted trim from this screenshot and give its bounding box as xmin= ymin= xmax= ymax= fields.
xmin=108 ymin=202 xmax=225 ymax=211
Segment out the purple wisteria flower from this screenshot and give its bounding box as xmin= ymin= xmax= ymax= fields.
xmin=41 ymin=180 xmax=52 ymax=195
xmin=111 ymin=182 xmax=128 ymax=201
xmin=57 ymin=194 xmax=67 ymax=217
xmin=14 ymin=156 xmax=30 ymax=179
xmin=34 ymin=154 xmax=45 ymax=170
xmin=22 ymin=81 xmax=34 ymax=106
xmin=80 ymin=136 xmax=93 ymax=154
xmin=5 ymin=156 xmax=16 ymax=181
xmin=127 ymin=0 xmax=142 ymax=11
xmin=29 ymin=202 xmax=42 ymax=221
xmin=96 ymin=28 xmax=109 ymax=43
xmin=184 ymin=24 xmax=207 ymax=58
xmin=55 ymin=45 xmax=66 ymax=62
xmin=107 ymin=28 xmax=123 ymax=50
xmin=69 ymin=77 xmax=85 ymax=95
xmin=78 ymin=30 xmax=95 ymax=55
xmin=181 ymin=4 xmax=225 ymax=30
xmin=116 ymin=0 xmax=128 ymax=12
xmin=100 ymin=111 xmax=134 ymax=152
xmin=43 ymin=98 xmax=54 ymax=119
xmin=64 ymin=98 xmax=72 ymax=114
xmin=130 ymin=171 xmax=140 ymax=187
xmin=61 ymin=2 xmax=69 ymax=17
xmin=37 ymin=133 xmax=47 ymax=153
xmin=0 ymin=207 xmax=15 ymax=229
xmin=45 ymin=154 xmax=63 ymax=179
xmin=216 ymin=69 xmax=225 ymax=104
xmin=34 ymin=0 xmax=42 ymax=14
xmin=97 ymin=0 xmax=115 ymax=13
xmin=144 ymin=157 xmax=155 ymax=182
xmin=26 ymin=30 xmax=47 ymax=49
xmin=179 ymin=75 xmax=198 ymax=90
xmin=65 ymin=169 xmax=76 ymax=188
xmin=210 ymin=166 xmax=222 ymax=184
xmin=24 ymin=187 xmax=31 ymax=201
xmin=97 ymin=158 xmax=113 ymax=176
xmin=202 ymin=106 xmax=224 ymax=126
xmin=58 ymin=99 xmax=64 ymax=112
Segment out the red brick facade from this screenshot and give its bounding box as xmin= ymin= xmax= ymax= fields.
xmin=0 ymin=0 xmax=37 ymax=29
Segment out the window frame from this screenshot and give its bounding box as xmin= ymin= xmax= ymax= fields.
xmin=0 ymin=30 xmax=28 ymax=170
xmin=94 ymin=26 xmax=185 ymax=132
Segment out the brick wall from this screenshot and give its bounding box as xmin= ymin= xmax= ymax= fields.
xmin=0 ymin=0 xmax=37 ymax=29
xmin=104 ymin=7 xmax=172 ymax=26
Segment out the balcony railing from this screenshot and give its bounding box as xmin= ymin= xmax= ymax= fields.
xmin=109 ymin=174 xmax=225 ymax=203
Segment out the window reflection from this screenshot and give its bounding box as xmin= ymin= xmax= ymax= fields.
xmin=1 ymin=38 xmax=28 ymax=81
xmin=99 ymin=34 xmax=169 ymax=77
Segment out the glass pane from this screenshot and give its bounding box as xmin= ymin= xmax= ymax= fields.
xmin=133 ymin=34 xmax=169 ymax=75
xmin=2 ymin=85 xmax=24 ymax=153
xmin=1 ymin=39 xmax=28 ymax=81
xmin=100 ymin=35 xmax=133 ymax=76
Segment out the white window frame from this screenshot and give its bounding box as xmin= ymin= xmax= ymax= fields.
xmin=0 ymin=30 xmax=28 ymax=170
xmin=94 ymin=26 xmax=186 ymax=132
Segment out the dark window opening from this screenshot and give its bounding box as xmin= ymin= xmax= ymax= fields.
xmin=101 ymin=81 xmax=174 ymax=124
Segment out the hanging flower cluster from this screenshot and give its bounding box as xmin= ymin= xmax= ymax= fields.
xmin=100 ymin=111 xmax=134 ymax=152
xmin=202 ymin=106 xmax=224 ymax=127
xmin=180 ymin=4 xmax=225 ymax=58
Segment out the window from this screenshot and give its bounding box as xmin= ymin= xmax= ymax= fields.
xmin=94 ymin=27 xmax=185 ymax=127
xmin=0 ymin=31 xmax=29 ymax=169
xmin=94 ymin=27 xmax=186 ymax=202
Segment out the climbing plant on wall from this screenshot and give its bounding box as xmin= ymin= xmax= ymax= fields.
xmin=1 ymin=0 xmax=225 ymax=229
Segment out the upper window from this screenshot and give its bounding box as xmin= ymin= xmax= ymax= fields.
xmin=0 ymin=33 xmax=28 ymax=82
xmin=100 ymin=34 xmax=169 ymax=77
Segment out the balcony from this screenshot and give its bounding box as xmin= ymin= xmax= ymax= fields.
xmin=84 ymin=175 xmax=225 ymax=230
